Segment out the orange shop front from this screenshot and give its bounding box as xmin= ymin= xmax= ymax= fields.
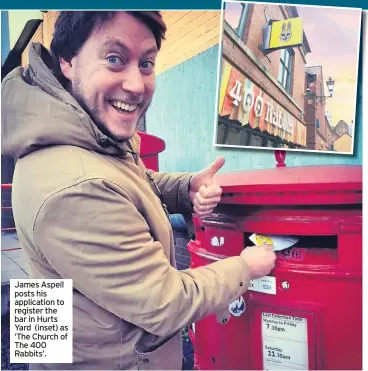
xmin=216 ymin=60 xmax=307 ymax=149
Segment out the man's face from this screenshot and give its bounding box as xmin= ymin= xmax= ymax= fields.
xmin=60 ymin=12 xmax=157 ymax=141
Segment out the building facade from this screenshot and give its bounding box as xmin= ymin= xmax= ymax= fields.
xmin=217 ymin=3 xmax=310 ymax=149
xmin=304 ymin=65 xmax=335 ymax=151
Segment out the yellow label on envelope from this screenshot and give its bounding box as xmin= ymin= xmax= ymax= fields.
xmin=255 ymin=235 xmax=273 ymax=245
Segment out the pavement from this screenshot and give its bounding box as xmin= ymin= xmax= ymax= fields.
xmin=2 ymin=231 xmax=28 ymax=316
xmin=2 ymin=232 xmax=28 ymax=284
xmin=1 ymin=231 xmax=29 ymax=370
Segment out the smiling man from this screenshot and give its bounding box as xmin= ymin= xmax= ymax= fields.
xmin=1 ymin=11 xmax=275 ymax=370
xmin=55 ymin=12 xmax=157 ymax=141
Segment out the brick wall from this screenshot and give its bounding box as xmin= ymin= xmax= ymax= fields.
xmin=304 ymin=93 xmax=316 ymax=149
xmin=314 ymin=71 xmax=328 ymax=149
xmin=304 ymin=66 xmax=335 ymax=150
xmin=243 ymin=4 xmax=281 ymax=80
xmin=223 ymin=32 xmax=302 ymax=122
xmin=222 ymin=4 xmax=307 ymax=124
xmin=42 ymin=11 xmax=59 ymax=50
xmin=306 ymin=69 xmax=336 ymax=151
xmin=292 ymin=45 xmax=307 ymax=112
xmin=21 ymin=12 xmax=59 ymax=67
xmin=241 ymin=3 xmax=306 ymax=110
xmin=157 ymin=11 xmax=220 ymax=75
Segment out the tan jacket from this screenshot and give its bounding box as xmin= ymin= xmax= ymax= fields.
xmin=1 ymin=43 xmax=251 ymax=370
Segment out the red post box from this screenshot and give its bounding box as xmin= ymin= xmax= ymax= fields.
xmin=137 ymin=132 xmax=166 ymax=171
xmin=188 ymin=164 xmax=362 ymax=370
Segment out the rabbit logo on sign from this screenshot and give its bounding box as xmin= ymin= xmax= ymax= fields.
xmin=229 ymin=296 xmax=246 ymax=317
xmin=280 ymin=21 xmax=292 ymax=42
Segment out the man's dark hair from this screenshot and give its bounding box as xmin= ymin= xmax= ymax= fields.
xmin=50 ymin=11 xmax=166 ymax=64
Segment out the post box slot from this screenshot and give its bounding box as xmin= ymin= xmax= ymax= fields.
xmin=216 ymin=203 xmax=362 ymax=215
xmin=244 ymin=233 xmax=337 ymax=249
xmin=244 ymin=233 xmax=339 ymax=267
xmin=294 ymin=235 xmax=337 ymax=249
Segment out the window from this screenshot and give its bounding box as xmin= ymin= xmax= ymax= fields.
xmin=278 ymin=48 xmax=293 ymax=93
xmin=226 ymin=127 xmax=242 ymax=145
xmin=239 ymin=129 xmax=249 ymax=145
xmin=249 ymin=134 xmax=262 ymax=147
xmin=217 ymin=122 xmax=228 ymax=144
xmin=224 ymin=2 xmax=249 ymax=37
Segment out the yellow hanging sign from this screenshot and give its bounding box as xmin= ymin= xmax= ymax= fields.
xmin=269 ymin=17 xmax=303 ymax=49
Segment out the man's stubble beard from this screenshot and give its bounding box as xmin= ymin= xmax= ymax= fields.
xmin=71 ymin=75 xmax=149 ymax=143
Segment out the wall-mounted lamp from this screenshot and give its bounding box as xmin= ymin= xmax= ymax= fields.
xmin=315 ymin=77 xmax=335 ymax=103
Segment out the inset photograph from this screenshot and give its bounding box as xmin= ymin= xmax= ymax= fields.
xmin=215 ymin=1 xmax=362 ymax=154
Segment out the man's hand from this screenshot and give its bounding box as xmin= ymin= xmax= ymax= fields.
xmin=189 ymin=157 xmax=225 ymax=217
xmin=240 ymin=245 xmax=276 ymax=280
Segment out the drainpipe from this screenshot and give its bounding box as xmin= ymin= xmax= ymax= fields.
xmin=237 ymin=4 xmax=249 ymax=39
